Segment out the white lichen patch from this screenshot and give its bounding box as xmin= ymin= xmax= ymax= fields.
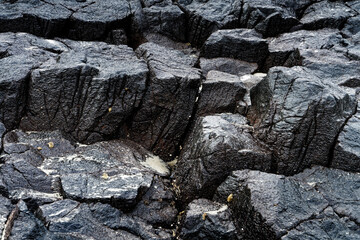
xmin=141 ymin=154 xmax=170 ymax=176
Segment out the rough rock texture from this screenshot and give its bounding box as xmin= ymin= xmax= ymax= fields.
xmin=197 ymin=71 xmax=247 ymax=116
xmin=20 ymin=39 xmax=148 ymax=144
xmin=175 ymin=113 xmax=272 ymax=202
xmin=214 ymin=167 xmax=360 ymax=239
xmin=333 ymin=103 xmax=360 ymax=172
xmin=179 ymin=198 xmax=239 ymax=240
xmin=249 ymin=66 xmax=357 ymax=175
xmin=129 ymin=42 xmax=201 ymax=160
xmin=201 ymin=29 xmax=269 ymax=63
xmin=300 ymin=1 xmax=355 ymax=30
xmin=0 ymin=0 xmax=132 ymax=42
xmin=264 ymin=28 xmax=346 ymax=71
xmin=0 ymin=0 xmax=360 ymax=239
xmin=177 ymin=0 xmax=242 ymax=47
xmin=200 ymin=57 xmax=258 ymax=77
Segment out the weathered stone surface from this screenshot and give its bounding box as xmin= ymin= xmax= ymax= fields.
xmin=1 ymin=129 xmax=170 ymax=210
xmin=180 ymin=198 xmax=239 ymax=240
xmin=240 ymin=0 xmax=299 ymax=37
xmin=0 ymin=0 xmax=132 ymax=42
xmin=301 ymin=1 xmax=355 ymax=30
xmin=200 ymin=57 xmax=258 ymax=77
xmin=264 ymin=29 xmax=346 ymax=70
xmin=0 ymin=32 xmax=64 ymax=130
xmin=201 ymin=29 xmax=269 ymax=63
xmin=129 ymin=42 xmax=201 ymax=160
xmin=175 ymin=113 xmax=272 ymax=202
xmin=130 ymin=176 xmax=177 ymax=227
xmin=333 ymin=103 xmax=360 ymax=172
xmin=197 ymin=71 xmax=247 ymax=116
xmin=250 ymin=66 xmax=357 ymax=175
xmin=37 ymin=199 xmax=173 ymax=240
xmin=142 ymin=5 xmax=186 ymax=42
xmin=20 ymin=39 xmax=148 ymax=144
xmin=215 ymin=166 xmax=360 ymax=239
xmin=178 ymin=0 xmax=242 ymax=46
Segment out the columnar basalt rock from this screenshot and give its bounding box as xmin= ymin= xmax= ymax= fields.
xmin=249 ymin=66 xmax=357 ymax=175
xmin=129 ymin=42 xmax=201 ymax=160
xmin=175 ymin=113 xmax=272 ymax=202
xmin=0 ymin=0 xmax=360 ymax=238
xmin=214 ymin=167 xmax=360 ymax=239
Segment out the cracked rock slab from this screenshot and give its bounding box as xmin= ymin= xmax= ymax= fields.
xmin=174 ymin=113 xmax=272 ymax=203
xmin=215 ymin=166 xmax=360 ymax=239
xmin=0 ymin=0 xmax=132 ymax=41
xmin=1 ymin=129 xmax=170 ymax=210
xmin=249 ymin=66 xmax=357 ymax=175
xmin=300 ymin=0 xmax=355 ymax=30
xmin=178 ymin=0 xmax=242 ymax=47
xmin=19 ymin=37 xmax=148 ymax=144
xmin=200 ymin=57 xmax=258 ymax=77
xmin=129 ymin=42 xmax=201 ymax=160
xmin=180 ymin=198 xmax=239 ymax=240
xmin=201 ymin=29 xmax=269 ymax=64
xmin=197 ymin=70 xmax=247 ymax=116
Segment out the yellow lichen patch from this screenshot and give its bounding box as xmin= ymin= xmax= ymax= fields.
xmin=48 ymin=142 xmax=54 ymax=148
xmin=37 ymin=147 xmax=42 ymax=150
xmin=179 ymin=211 xmax=185 ymax=216
xmin=202 ymin=212 xmax=207 ymax=220
xmin=227 ymin=193 xmax=233 ymax=203
xmin=172 ymin=230 xmax=176 ymax=237
xmin=125 ymin=87 xmax=129 ymax=91
xmin=108 ymin=107 xmax=112 ymax=112
xmin=185 ymin=42 xmax=191 ymax=46
xmin=101 ymin=172 xmax=109 ymax=180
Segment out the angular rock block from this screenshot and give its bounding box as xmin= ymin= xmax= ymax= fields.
xmin=201 ymin=29 xmax=269 ymax=64
xmin=264 ymin=29 xmax=345 ymax=70
xmin=301 ymin=1 xmax=355 ymax=30
xmin=250 ymin=66 xmax=357 ymax=175
xmin=178 ymin=0 xmax=242 ymax=46
xmin=143 ymin=5 xmax=187 ymax=42
xmin=175 ymin=113 xmax=272 ymax=202
xmin=0 ymin=0 xmax=132 ymax=41
xmin=200 ymin=57 xmax=258 ymax=77
xmin=180 ymin=199 xmax=238 ymax=239
xmin=129 ymin=42 xmax=201 ymax=160
xmin=197 ymin=70 xmax=247 ymax=116
xmin=215 ymin=166 xmax=360 ymax=239
xmin=240 ymin=0 xmax=299 ymax=37
xmin=20 ymin=39 xmax=148 ymax=143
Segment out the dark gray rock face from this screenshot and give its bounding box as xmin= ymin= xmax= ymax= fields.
xmin=37 ymin=199 xmax=172 ymax=240
xmin=300 ymin=1 xmax=355 ymax=30
xmin=20 ymin=39 xmax=148 ymax=144
xmin=264 ymin=28 xmax=346 ymax=71
xmin=142 ymin=5 xmax=187 ymax=42
xmin=201 ymin=29 xmax=269 ymax=63
xmin=200 ymin=57 xmax=258 ymax=77
xmin=175 ymin=113 xmax=272 ymax=202
xmin=179 ymin=198 xmax=239 ymax=240
xmin=0 ymin=0 xmax=132 ymax=42
xmin=250 ymin=66 xmax=357 ymax=175
xmin=240 ymin=0 xmax=299 ymax=37
xmin=215 ymin=166 xmax=360 ymax=239
xmin=178 ymin=0 xmax=242 ymax=47
xmin=197 ymin=71 xmax=247 ymax=116
xmin=333 ymin=103 xmax=360 ymax=172
xmin=129 ymin=42 xmax=201 ymax=160
xmin=1 ymin=129 xmax=171 ymax=210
